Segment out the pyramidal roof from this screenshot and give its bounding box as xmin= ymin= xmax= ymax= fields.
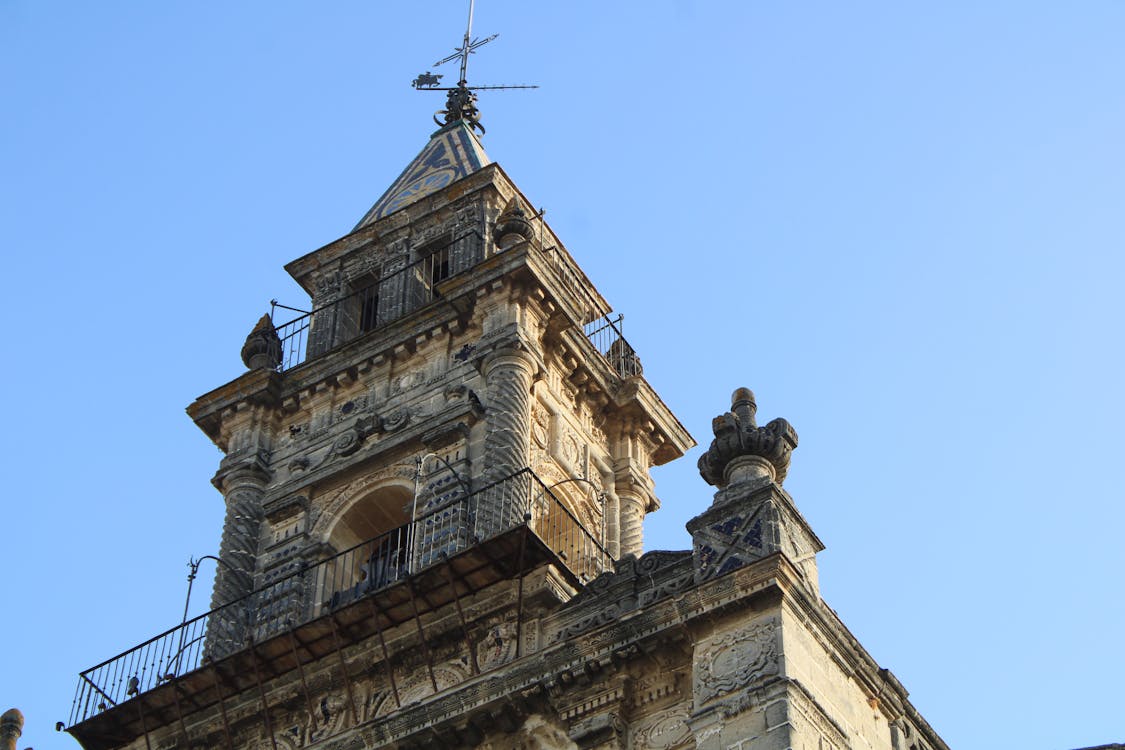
xmin=354 ymin=120 xmax=492 ymax=230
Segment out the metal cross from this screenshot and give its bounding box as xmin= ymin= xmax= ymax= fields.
xmin=411 ymin=0 xmax=537 ymax=134
xmin=438 ymin=0 xmax=497 ymax=87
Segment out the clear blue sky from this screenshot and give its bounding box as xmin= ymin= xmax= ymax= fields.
xmin=2 ymin=3 xmax=1123 ymax=749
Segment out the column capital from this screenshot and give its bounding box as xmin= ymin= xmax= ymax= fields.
xmin=211 ymin=450 xmax=272 ymax=491
xmin=481 ymin=344 xmax=538 ymax=376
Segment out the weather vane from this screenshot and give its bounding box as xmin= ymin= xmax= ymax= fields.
xmin=411 ymin=0 xmax=537 ymax=134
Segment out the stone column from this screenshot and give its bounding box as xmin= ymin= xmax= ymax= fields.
xmin=478 ymin=346 xmax=536 ymax=536
xmin=604 ymin=481 xmax=621 ymax=559
xmin=617 ymin=488 xmax=645 ymax=559
xmin=0 ymin=710 xmax=22 ymax=750
xmin=206 ymin=455 xmax=270 ymax=657
xmin=613 ymin=452 xmax=653 ymax=560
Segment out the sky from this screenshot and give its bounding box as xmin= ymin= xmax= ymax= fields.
xmin=2 ymin=2 xmax=1123 ymax=749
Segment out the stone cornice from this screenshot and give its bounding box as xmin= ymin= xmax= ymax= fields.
xmin=611 ymin=378 xmax=695 ymax=466
xmin=775 ymin=567 xmax=952 ymax=750
xmin=187 ymin=368 xmax=283 ymax=445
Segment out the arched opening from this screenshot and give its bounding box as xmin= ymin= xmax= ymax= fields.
xmin=327 ymin=484 xmax=413 ymax=551
xmin=317 ymin=485 xmax=413 ymax=611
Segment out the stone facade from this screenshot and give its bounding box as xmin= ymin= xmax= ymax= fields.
xmin=67 ymin=122 xmax=948 ymax=750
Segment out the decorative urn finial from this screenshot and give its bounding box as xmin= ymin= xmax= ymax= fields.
xmin=697 ymin=388 xmax=798 ymax=488
xmin=240 ymin=313 xmax=283 ymax=370
xmin=494 ymin=197 xmax=534 ymax=248
xmin=0 ymin=709 xmax=23 ymax=750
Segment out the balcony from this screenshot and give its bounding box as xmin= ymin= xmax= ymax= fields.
xmin=270 ymin=232 xmax=642 ymax=379
xmin=273 ymin=229 xmax=485 ymax=372
xmin=69 ymin=469 xmax=611 ymax=734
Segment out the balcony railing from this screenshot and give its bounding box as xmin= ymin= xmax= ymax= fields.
xmin=274 ymin=230 xmax=484 ymax=371
xmin=538 ymin=243 xmax=642 ymax=378
xmin=271 ymin=234 xmax=642 ymax=380
xmin=70 ymin=468 xmax=611 ymax=727
xmin=584 ymin=314 xmax=642 ymax=378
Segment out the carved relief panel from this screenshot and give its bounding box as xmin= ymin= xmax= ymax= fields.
xmin=694 ymin=617 xmax=780 ymax=706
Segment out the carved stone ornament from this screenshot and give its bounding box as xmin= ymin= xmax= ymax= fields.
xmin=240 ymin=313 xmax=283 ymax=370
xmin=332 ymin=429 xmax=363 ymax=457
xmin=493 ymin=196 xmax=535 ymax=248
xmin=477 ymin=619 xmax=519 ymax=671
xmin=531 ymin=403 xmax=550 ymax=448
xmin=695 ymin=620 xmax=779 ymax=704
xmin=632 ymin=707 xmax=692 ymax=750
xmin=697 ymin=388 xmax=798 ymax=487
xmin=313 ymin=269 xmax=345 ymax=303
xmin=382 ymin=409 xmax=410 ymax=432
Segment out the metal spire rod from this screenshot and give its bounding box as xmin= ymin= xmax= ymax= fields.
xmin=411 ymin=0 xmax=537 ymax=134
xmin=459 ymin=0 xmax=474 ymax=85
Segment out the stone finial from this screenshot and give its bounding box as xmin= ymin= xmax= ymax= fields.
xmin=1 ymin=709 xmax=23 ymax=750
xmin=697 ymin=388 xmax=798 ymax=488
xmin=240 ymin=313 xmax=283 ymax=370
xmin=493 ymin=197 xmax=535 ymax=249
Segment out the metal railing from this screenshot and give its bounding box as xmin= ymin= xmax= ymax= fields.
xmin=584 ymin=314 xmax=642 ymax=378
xmin=273 ymin=230 xmax=483 ymax=371
xmin=70 ymin=468 xmax=610 ymax=726
xmin=537 ymin=242 xmax=642 ymax=379
xmin=540 ymin=243 xmax=604 ymax=322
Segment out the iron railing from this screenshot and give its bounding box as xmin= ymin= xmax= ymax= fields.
xmin=273 ymin=230 xmax=483 ymax=371
xmin=271 ymin=233 xmax=641 ymax=380
xmin=70 ymin=468 xmax=610 ymax=726
xmin=538 ymin=242 xmax=642 ymax=378
xmin=584 ymin=314 xmax=642 ymax=377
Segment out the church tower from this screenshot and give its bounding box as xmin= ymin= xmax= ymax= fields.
xmin=185 ymin=107 xmax=693 ymax=660
xmin=66 ymin=19 xmax=950 ymax=750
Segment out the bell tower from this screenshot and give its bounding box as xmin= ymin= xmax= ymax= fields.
xmin=184 ymin=114 xmax=693 ymax=656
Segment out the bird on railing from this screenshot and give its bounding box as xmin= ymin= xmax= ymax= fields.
xmin=126 ymin=676 xmax=139 ymax=697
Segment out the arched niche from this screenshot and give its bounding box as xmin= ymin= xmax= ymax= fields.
xmin=325 ymin=483 xmax=413 ymax=552
xmin=314 ymin=481 xmax=415 ymax=613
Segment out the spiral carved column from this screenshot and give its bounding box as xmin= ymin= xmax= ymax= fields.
xmin=604 ymin=484 xmax=621 ymax=559
xmin=617 ymin=489 xmax=646 ymax=559
xmin=206 ymin=459 xmax=269 ymax=657
xmin=479 ymin=347 xmax=536 ymax=535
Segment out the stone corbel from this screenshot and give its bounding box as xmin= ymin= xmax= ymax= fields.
xmin=264 ymin=493 xmax=308 ymax=524
xmin=421 ymin=421 xmax=471 ymax=450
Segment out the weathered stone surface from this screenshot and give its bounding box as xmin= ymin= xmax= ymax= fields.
xmin=0 ymin=709 xmax=23 ymax=750
xmin=241 ymin=313 xmax=283 ymax=370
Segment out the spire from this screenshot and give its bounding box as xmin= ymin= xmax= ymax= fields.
xmin=353 ymin=121 xmax=492 ymax=229
xmin=352 ymin=2 xmax=538 ymax=229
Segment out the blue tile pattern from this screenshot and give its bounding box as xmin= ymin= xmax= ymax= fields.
xmin=355 ymin=121 xmax=491 ymax=228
